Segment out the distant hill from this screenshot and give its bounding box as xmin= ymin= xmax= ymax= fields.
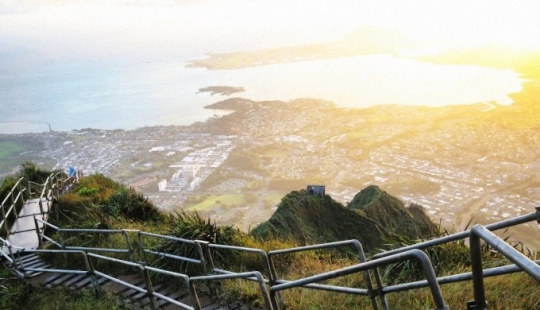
xmin=250 ymin=186 xmax=436 ymax=252
xmin=347 ymin=185 xmax=436 ymax=238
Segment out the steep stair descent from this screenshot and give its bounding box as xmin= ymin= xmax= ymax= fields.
xmin=6 ymin=251 xmax=261 ymax=310
xmin=4 ymin=198 xmax=51 ymax=253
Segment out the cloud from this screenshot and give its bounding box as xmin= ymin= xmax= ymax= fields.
xmin=0 ymin=0 xmax=30 ymax=14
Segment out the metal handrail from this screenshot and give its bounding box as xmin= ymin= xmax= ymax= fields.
xmin=206 ymin=243 xmax=274 ymax=280
xmin=1 ymin=171 xmax=76 ymax=239
xmin=468 ymin=225 xmax=540 ymax=309
xmin=3 ymin=169 xmax=539 ymax=310
xmin=0 ymin=177 xmax=28 ymax=209
xmin=16 ymin=249 xmax=94 ymax=280
xmin=88 ymin=252 xmax=159 ymax=310
xmin=189 ymin=271 xmax=274 ymax=310
xmin=144 ymin=266 xmax=194 ymax=310
xmin=36 ymin=171 xmax=81 ymax=242
xmin=0 ymin=188 xmax=29 ymax=236
xmin=205 ymin=243 xmax=283 ymax=309
xmin=373 ymin=210 xmax=540 ymax=259
xmin=26 ymin=209 xmax=540 ymax=310
xmin=137 ymin=231 xmax=207 ymax=273
xmin=35 ymin=219 xmax=133 ymax=259
xmin=0 ymin=237 xmax=14 ymax=264
xmin=382 ymin=258 xmax=540 ymax=294
xmin=270 ymin=249 xmax=450 ymax=310
xmin=267 ymin=239 xmax=378 ymax=309
xmin=0 ymin=238 xmax=28 ymax=281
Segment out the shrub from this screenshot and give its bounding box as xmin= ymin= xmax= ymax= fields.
xmin=105 ymin=187 xmax=162 ymax=222
xmin=154 ymin=210 xmax=237 ymax=275
xmin=19 ymin=161 xmax=53 ymax=184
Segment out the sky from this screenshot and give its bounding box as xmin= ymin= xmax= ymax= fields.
xmin=2 ymin=0 xmax=540 ymax=62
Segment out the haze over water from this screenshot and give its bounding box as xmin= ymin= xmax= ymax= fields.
xmin=1 ymin=1 xmax=537 ymax=132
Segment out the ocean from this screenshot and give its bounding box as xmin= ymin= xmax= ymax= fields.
xmin=0 ymin=53 xmax=522 ymax=133
xmin=0 ymin=2 xmax=525 ymax=133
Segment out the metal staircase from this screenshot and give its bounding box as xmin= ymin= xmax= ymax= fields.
xmin=1 ymin=173 xmax=540 ymax=310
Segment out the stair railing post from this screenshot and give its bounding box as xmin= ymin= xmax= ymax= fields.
xmin=121 ymin=230 xmax=134 ymax=262
xmin=137 ymin=231 xmax=149 ymax=265
xmin=10 ymin=192 xmax=16 ymax=224
xmin=198 ymin=240 xmax=221 ymax=299
xmin=15 ymin=250 xmax=25 ymax=274
xmin=468 ymin=228 xmax=488 ymax=310
xmin=373 ymin=267 xmax=390 ymax=310
xmin=194 ymin=240 xmax=208 ymax=275
xmin=1 ymin=199 xmax=6 ymax=227
xmin=34 ymin=216 xmax=43 ymax=248
xmin=54 ymin=196 xmax=60 ymax=223
xmin=12 ymin=201 xmax=18 ymax=223
xmin=86 ymin=253 xmax=101 ymax=297
xmin=38 ymin=198 xmax=44 ymax=215
xmin=188 ymin=280 xmax=202 ymax=310
xmin=141 ymin=267 xmax=159 ymax=310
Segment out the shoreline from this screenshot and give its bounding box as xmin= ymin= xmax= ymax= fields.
xmin=3 ymin=48 xmax=535 ymax=135
xmin=0 ymin=121 xmax=52 ymax=135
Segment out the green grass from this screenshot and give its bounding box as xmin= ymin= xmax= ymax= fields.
xmin=0 ymin=142 xmax=22 ymax=159
xmin=0 ymin=142 xmax=25 ymax=173
xmin=185 ymin=194 xmax=246 ymax=211
xmin=0 ymin=139 xmax=50 ymax=175
xmin=262 ymin=193 xmax=283 ymax=205
xmin=4 ymin=165 xmax=540 ymax=309
xmin=218 ymin=235 xmax=540 ymax=310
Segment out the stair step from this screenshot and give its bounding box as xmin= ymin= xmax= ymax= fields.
xmin=47 ymin=273 xmax=78 ymax=288
xmin=41 ymin=273 xmax=64 ymax=285
xmin=101 ymin=274 xmax=141 ymax=294
xmin=17 ymin=253 xmax=40 ymax=263
xmin=63 ymin=274 xmax=87 ymax=287
xmin=22 ymin=260 xmax=50 ymax=271
xmin=71 ymin=275 xmax=94 ymax=290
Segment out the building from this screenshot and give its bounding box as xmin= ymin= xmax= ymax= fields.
xmin=306 ymin=185 xmax=325 ymax=197
xmin=158 ymin=179 xmax=168 ymax=192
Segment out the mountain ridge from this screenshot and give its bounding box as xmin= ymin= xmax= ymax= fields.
xmin=251 ymin=185 xmax=436 ymax=253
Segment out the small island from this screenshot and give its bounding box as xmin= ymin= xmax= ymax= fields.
xmin=196 ymin=86 xmax=245 ymax=96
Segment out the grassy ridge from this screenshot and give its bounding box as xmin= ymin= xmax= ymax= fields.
xmin=250 ymin=190 xmax=388 ymax=251
xmin=2 ymin=166 xmax=540 ymax=309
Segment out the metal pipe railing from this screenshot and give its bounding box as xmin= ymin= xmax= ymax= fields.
xmin=0 ymin=172 xmax=73 ymax=239
xmin=88 ymin=252 xmax=159 ymax=310
xmin=270 ymin=249 xmax=450 ymax=310
xmin=35 ymin=219 xmax=133 ymax=259
xmin=206 ymin=243 xmax=274 ymax=280
xmin=137 ymin=231 xmax=206 ymax=273
xmin=189 ymin=271 xmax=274 ymax=310
xmin=373 ymin=211 xmax=540 ymax=260
xmin=382 ymin=258 xmax=540 ymax=294
xmin=0 ymin=178 xmax=26 ymax=209
xmin=17 ymin=249 xmax=93 ymax=278
xmin=0 ymin=189 xmax=29 ymax=236
xmin=205 ymin=243 xmax=280 ymax=308
xmin=3 ymin=170 xmax=539 ymax=310
xmin=144 ymin=266 xmax=194 ymax=310
xmin=268 ymin=239 xmax=379 ymax=310
xmin=468 ymin=224 xmax=540 ymax=309
xmin=0 ymin=237 xmax=15 ymax=264
xmin=34 ymin=219 xmax=63 ymax=248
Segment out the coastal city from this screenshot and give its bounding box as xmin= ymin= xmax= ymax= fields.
xmin=3 ymin=98 xmax=540 ymax=246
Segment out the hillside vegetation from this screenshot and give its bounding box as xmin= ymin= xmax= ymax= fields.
xmin=1 ymin=165 xmax=540 ymax=309
xmin=250 ymin=185 xmax=436 ymax=253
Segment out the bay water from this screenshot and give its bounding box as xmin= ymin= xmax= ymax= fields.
xmin=0 ymin=53 xmax=522 ymax=133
